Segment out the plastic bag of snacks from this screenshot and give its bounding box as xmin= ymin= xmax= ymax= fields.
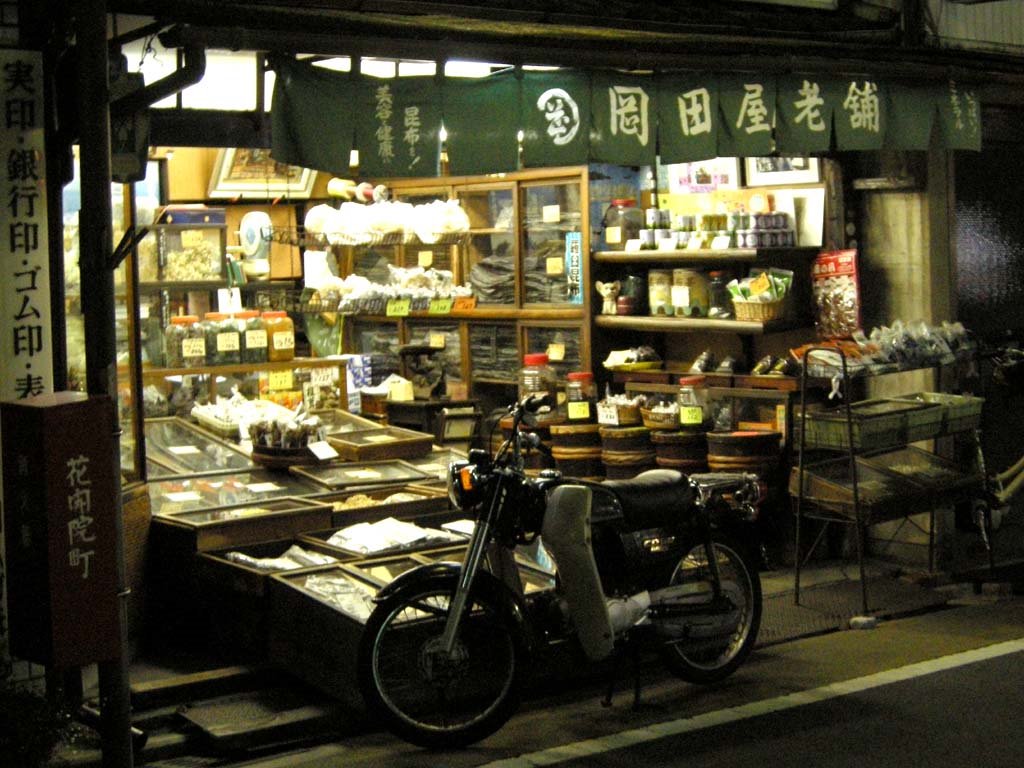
xmin=812 ymin=249 xmax=861 ymax=339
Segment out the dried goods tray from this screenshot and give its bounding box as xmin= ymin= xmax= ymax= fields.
xmin=325 ymin=425 xmax=433 ymax=461
xmin=290 ymin=459 xmax=429 ymax=490
xmin=305 ymin=483 xmax=450 ymax=527
xmin=860 ymin=445 xmax=983 ymax=496
xmin=794 ymin=398 xmax=941 ymax=452
xmin=300 ymin=518 xmax=463 ymax=559
xmin=789 ymin=457 xmax=931 ymax=520
xmin=891 ymin=392 xmax=984 ymax=435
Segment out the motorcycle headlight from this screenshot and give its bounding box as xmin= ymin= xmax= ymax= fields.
xmin=447 ymin=460 xmax=481 ymax=509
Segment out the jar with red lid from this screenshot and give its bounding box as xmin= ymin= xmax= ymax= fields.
xmin=601 ymin=198 xmax=644 ymax=248
xmin=263 ymin=311 xmax=295 ymax=362
xmin=564 ymin=371 xmax=596 ymax=422
xmin=518 ymin=352 xmax=558 ymax=420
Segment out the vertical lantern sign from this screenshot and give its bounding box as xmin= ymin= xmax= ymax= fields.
xmin=0 ymin=49 xmax=52 ymax=672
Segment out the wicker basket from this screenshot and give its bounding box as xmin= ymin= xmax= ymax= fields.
xmin=640 ymin=406 xmax=679 ymax=430
xmin=598 ymin=401 xmax=642 ymax=426
xmin=733 ymin=297 xmax=786 ymax=322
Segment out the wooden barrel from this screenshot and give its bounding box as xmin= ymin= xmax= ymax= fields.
xmin=601 ymin=448 xmax=658 ymax=479
xmin=599 ymin=425 xmax=652 ymax=452
xmin=650 ymin=429 xmax=708 ymax=462
xmin=550 ymin=423 xmax=602 ymax=448
xmin=552 ymin=445 xmax=604 ymax=479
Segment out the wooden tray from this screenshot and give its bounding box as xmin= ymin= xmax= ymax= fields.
xmin=326 ymin=426 xmax=433 ymax=461
xmin=305 ymin=483 xmax=450 ymax=527
xmin=290 ymin=459 xmax=429 ymax=490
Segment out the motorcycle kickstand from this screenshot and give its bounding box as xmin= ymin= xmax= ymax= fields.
xmin=601 ymin=633 xmax=645 ymax=709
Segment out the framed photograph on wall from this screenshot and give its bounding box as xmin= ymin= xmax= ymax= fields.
xmin=666 ymin=157 xmax=741 ymax=194
xmin=743 ymin=156 xmax=820 ymax=186
xmin=208 ymin=148 xmax=317 ymax=199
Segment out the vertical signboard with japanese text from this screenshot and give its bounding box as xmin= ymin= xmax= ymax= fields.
xmin=353 ymin=73 xmax=441 ymax=178
xmin=1 ymin=48 xmax=52 ymax=673
xmin=1 ymin=393 xmax=120 ymax=667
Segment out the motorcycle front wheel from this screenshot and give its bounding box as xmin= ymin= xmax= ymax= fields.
xmin=357 ymin=575 xmax=526 ymax=749
xmin=659 ymin=537 xmax=762 ymax=684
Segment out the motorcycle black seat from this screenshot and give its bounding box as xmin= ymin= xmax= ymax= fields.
xmin=599 ymin=469 xmax=694 ymax=527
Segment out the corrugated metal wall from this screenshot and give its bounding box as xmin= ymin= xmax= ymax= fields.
xmin=927 ymin=0 xmax=1024 ymax=54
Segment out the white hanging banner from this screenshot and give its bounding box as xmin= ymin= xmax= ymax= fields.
xmin=0 ymin=48 xmax=52 ymax=675
xmin=1 ymin=49 xmax=52 ymax=401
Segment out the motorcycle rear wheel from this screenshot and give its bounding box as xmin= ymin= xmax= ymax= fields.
xmin=357 ymin=575 xmax=526 ymax=748
xmin=659 ymin=537 xmax=762 ymax=684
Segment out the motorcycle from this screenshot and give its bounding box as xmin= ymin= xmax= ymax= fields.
xmin=357 ymin=394 xmax=764 ymax=748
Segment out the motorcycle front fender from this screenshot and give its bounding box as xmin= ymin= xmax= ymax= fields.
xmin=371 ymin=562 xmax=534 ymax=653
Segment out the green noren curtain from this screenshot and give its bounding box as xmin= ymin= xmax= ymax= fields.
xmin=443 ymin=70 xmax=521 ymax=176
xmin=829 ymin=78 xmax=886 ymax=152
xmin=774 ymin=75 xmax=834 ymax=156
xmin=936 ymin=79 xmax=982 ymax=152
xmin=657 ymin=73 xmax=718 ymax=164
xmin=717 ymin=75 xmax=776 ymax=158
xmin=590 ymin=72 xmax=657 ymax=167
xmin=353 ymin=74 xmax=441 ymax=178
xmin=270 ymin=58 xmax=355 ymax=176
xmin=521 ymin=70 xmax=591 ymax=168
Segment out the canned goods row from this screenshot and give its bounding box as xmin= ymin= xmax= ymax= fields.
xmin=736 ymin=229 xmax=796 ymax=248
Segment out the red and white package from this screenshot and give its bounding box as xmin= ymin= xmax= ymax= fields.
xmin=812 ymin=249 xmax=861 ymax=339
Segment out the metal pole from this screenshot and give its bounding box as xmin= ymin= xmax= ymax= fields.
xmin=75 ymin=2 xmax=134 ymax=767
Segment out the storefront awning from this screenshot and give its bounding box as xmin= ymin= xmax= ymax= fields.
xmin=270 ymin=58 xmax=981 ymax=178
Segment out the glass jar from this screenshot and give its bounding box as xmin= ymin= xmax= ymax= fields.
xmin=263 ymin=311 xmax=295 ymax=362
xmin=671 ymin=269 xmax=709 ymax=318
xmin=564 ymin=371 xmax=596 ymax=422
xmin=707 ymin=270 xmax=733 ymax=319
xmin=648 ymin=269 xmax=672 ymax=316
xmin=204 ymin=312 xmax=241 ymax=366
xmin=518 ymin=353 xmax=559 ymax=420
xmin=165 ymin=315 xmax=205 ymax=369
xmin=677 ymin=375 xmax=708 ymax=431
xmin=601 ymin=198 xmax=643 ymax=248
xmin=236 ymin=310 xmax=268 ymax=364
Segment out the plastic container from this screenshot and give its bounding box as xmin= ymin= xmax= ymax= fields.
xmin=235 ymin=310 xmax=268 ymax=364
xmin=204 ymin=312 xmax=241 ymax=366
xmin=602 ymin=198 xmax=643 ymax=248
xmin=165 ymin=315 xmax=205 ymax=368
xmin=671 ymin=269 xmax=709 ymax=318
xmin=677 ymin=375 xmax=708 ymax=431
xmin=564 ymin=371 xmax=596 ymax=422
xmin=263 ymin=311 xmax=295 ymax=362
xmin=707 ymin=270 xmax=733 ymax=319
xmin=518 ymin=353 xmax=559 ymax=421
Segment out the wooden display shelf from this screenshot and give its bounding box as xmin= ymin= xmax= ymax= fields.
xmin=595 ymin=314 xmax=802 ymax=334
xmin=354 ymin=307 xmax=586 ymax=321
xmin=593 ymin=246 xmax=819 ymax=264
xmin=138 ymin=356 xmax=345 ymax=383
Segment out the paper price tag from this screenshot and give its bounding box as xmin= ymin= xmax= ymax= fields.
xmin=429 ymin=333 xmax=447 ymax=349
xmin=542 ymin=204 xmax=561 ymax=223
xmin=546 ymin=343 xmax=565 ymax=362
xmin=567 ymin=401 xmax=592 ymax=420
xmin=310 ymin=366 xmax=339 ymax=387
xmin=710 ymin=234 xmax=733 ymax=250
xmin=164 ymin=491 xmax=201 ymax=502
xmin=307 ymin=441 xmax=339 ymax=460
xmin=597 ymin=402 xmax=620 ymax=425
xmin=686 ymin=235 xmax=704 ymax=250
xmin=679 ymin=406 xmax=704 ymax=427
xmin=272 ymin=331 xmax=295 ymax=351
xmin=268 ymin=370 xmax=294 ymax=390
xmin=605 ymin=226 xmax=623 ymax=245
xmin=418 ymin=250 xmax=434 ymax=268
xmin=365 ymin=434 xmax=397 ymax=443
xmin=180 ymin=229 xmax=205 ymax=249
xmin=386 ymin=298 xmax=411 ymax=316
xmin=347 ymin=469 xmax=382 ymax=479
xmin=245 ymin=329 xmax=268 ymax=349
xmin=452 ymin=296 xmax=477 ymax=311
xmin=428 ymin=298 xmax=453 ymax=314
xmin=546 ymin=256 xmax=564 ymax=275
xmin=246 ymin=482 xmax=283 ymax=493
xmin=168 ymin=445 xmax=201 ymax=455
xmin=181 ymin=338 xmax=206 ymax=358
xmin=217 ymin=332 xmax=240 ymax=352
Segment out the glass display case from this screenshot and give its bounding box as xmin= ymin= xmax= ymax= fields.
xmin=148 ymin=468 xmax=322 ymax=516
xmin=522 ymin=324 xmax=582 ymax=381
xmin=405 ymin=321 xmax=463 ymax=389
xmin=469 ymin=323 xmax=519 ymax=382
xmin=137 ymin=219 xmax=227 ymax=286
xmin=290 ymin=460 xmax=430 ymax=490
xmin=143 ymin=416 xmax=254 ymax=476
xmin=457 ymin=184 xmax=516 ymax=305
xmin=521 ymin=179 xmax=584 ymax=306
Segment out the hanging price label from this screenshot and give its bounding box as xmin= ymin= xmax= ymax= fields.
xmin=268 ymin=369 xmax=294 ymax=390
xmin=310 ymin=366 xmax=339 ymax=387
xmin=386 ymin=299 xmax=411 ymax=316
xmin=429 ymin=298 xmax=453 ymax=314
xmin=597 ymin=402 xmax=620 ymax=425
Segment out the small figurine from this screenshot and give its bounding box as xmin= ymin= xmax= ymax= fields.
xmin=595 ymin=280 xmax=621 ymax=315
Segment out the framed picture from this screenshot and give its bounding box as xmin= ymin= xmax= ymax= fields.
xmin=666 ymin=157 xmax=741 ymax=194
xmin=744 ymin=156 xmax=820 ymax=186
xmin=208 ymin=148 xmax=317 ymax=199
